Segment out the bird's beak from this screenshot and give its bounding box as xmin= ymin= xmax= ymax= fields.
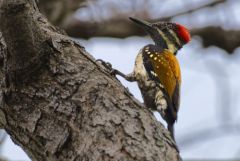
xmin=129 ymin=17 xmax=154 ymax=32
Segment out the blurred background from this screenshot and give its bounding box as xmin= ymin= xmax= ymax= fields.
xmin=1 ymin=0 xmax=240 ymax=160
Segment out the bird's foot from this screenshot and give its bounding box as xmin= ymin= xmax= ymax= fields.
xmin=96 ymin=59 xmax=116 ymax=76
xmin=96 ymin=59 xmax=136 ymax=82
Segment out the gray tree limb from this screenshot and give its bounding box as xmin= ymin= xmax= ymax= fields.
xmin=191 ymin=27 xmax=240 ymax=53
xmin=66 ymin=18 xmax=240 ymax=53
xmin=37 ymin=0 xmax=88 ymax=26
xmin=0 ymin=0 xmax=180 ymax=160
xmin=35 ymin=0 xmax=238 ymax=53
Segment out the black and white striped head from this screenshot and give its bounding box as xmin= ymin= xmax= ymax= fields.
xmin=129 ymin=17 xmax=191 ymax=55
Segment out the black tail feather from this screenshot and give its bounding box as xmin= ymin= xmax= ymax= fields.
xmin=167 ymin=123 xmax=175 ymax=141
xmin=168 ymin=123 xmax=180 ymax=152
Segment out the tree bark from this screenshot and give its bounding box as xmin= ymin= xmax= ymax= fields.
xmin=0 ymin=0 xmax=180 ymax=161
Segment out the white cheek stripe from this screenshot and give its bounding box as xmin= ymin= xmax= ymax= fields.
xmin=156 ymin=29 xmax=177 ymax=54
xmin=169 ymin=29 xmax=181 ymax=46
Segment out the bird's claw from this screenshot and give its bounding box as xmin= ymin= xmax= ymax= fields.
xmin=96 ymin=59 xmax=116 ymax=76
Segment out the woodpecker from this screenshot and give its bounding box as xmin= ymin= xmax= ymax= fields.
xmin=98 ymin=17 xmax=190 ymax=141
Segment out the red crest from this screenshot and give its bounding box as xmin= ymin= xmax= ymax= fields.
xmin=176 ymin=24 xmax=191 ymax=43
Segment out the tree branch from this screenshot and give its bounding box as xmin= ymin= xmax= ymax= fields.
xmin=37 ymin=0 xmax=88 ymax=25
xmin=63 ymin=0 xmax=238 ymax=53
xmin=155 ymin=0 xmax=226 ymax=22
xmin=0 ymin=0 xmax=181 ymax=160
xmin=191 ymin=27 xmax=240 ymax=53
xmin=67 ymin=18 xmax=240 ymax=53
xmin=35 ymin=0 xmax=237 ymax=53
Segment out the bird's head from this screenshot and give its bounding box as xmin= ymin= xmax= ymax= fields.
xmin=129 ymin=17 xmax=191 ymax=55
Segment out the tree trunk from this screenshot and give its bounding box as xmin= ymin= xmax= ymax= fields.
xmin=0 ymin=0 xmax=180 ymax=160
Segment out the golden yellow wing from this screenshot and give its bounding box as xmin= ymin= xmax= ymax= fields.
xmin=155 ymin=49 xmax=181 ymax=97
xmin=143 ymin=46 xmax=181 ymax=112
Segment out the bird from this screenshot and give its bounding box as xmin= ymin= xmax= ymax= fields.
xmin=98 ymin=17 xmax=190 ymax=141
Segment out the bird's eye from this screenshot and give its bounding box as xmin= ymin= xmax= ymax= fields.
xmin=167 ymin=24 xmax=173 ymax=29
xmin=162 ymin=28 xmax=168 ymax=32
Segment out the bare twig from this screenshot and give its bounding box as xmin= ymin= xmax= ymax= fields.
xmin=158 ymin=0 xmax=226 ymax=21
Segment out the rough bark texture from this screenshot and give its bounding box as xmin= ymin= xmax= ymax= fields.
xmin=0 ymin=0 xmax=180 ymax=161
